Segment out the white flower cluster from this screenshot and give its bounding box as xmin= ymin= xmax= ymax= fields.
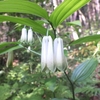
xmin=20 ymin=27 xmax=33 ymax=44
xmin=41 ymin=36 xmax=67 ymax=72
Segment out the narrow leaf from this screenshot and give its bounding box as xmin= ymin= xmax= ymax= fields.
xmin=0 ymin=42 xmax=23 ymax=55
xmin=0 ymin=15 xmax=48 ymax=35
xmin=70 ymin=35 xmax=100 ymax=45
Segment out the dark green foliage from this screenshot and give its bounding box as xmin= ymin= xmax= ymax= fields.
xmin=75 ymin=78 xmax=100 ymax=100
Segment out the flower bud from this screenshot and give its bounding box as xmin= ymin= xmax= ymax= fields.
xmin=6 ymin=51 xmax=13 ymax=67
xmin=72 ymin=31 xmax=79 ymax=40
xmin=28 ymin=28 xmax=33 ymax=44
xmin=20 ymin=27 xmax=27 ymax=43
xmin=27 ymin=46 xmax=31 ymax=53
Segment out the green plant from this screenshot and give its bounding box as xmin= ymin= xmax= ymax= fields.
xmin=0 ymin=0 xmax=99 ymax=100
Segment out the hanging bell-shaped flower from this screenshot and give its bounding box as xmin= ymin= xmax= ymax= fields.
xmin=41 ymin=36 xmax=48 ymax=71
xmin=54 ymin=38 xmax=67 ymax=71
xmin=41 ymin=36 xmax=55 ymax=72
xmin=47 ymin=36 xmax=55 ymax=72
xmin=28 ymin=28 xmax=33 ymax=44
xmin=20 ymin=27 xmax=27 ymax=43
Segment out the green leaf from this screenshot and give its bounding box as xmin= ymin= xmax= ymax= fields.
xmin=75 ymin=86 xmax=94 ymax=94
xmin=71 ymin=58 xmax=98 ymax=82
xmin=0 ymin=42 xmax=23 ymax=55
xmin=70 ymin=35 xmax=100 ymax=45
xmin=12 ymin=82 xmax=18 ymax=90
xmin=50 ymin=0 xmax=90 ymax=27
xmin=51 ymin=98 xmax=68 ymax=100
xmin=45 ymin=77 xmax=57 ymax=92
xmin=66 ymin=20 xmax=82 ymax=27
xmin=14 ymin=94 xmax=44 ymax=100
xmin=0 ymin=84 xmax=11 ymax=100
xmin=26 ymin=94 xmax=44 ymax=100
xmin=5 ymin=0 xmax=29 ymax=1
xmin=54 ymin=85 xmax=72 ymax=98
xmin=35 ymin=20 xmax=49 ymax=26
xmin=0 ymin=15 xmax=49 ymax=35
xmin=0 ymin=0 xmax=49 ymax=19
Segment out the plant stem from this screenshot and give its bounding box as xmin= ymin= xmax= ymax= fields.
xmin=20 ymin=44 xmax=41 ymax=56
xmin=64 ymin=71 xmax=75 ymax=100
xmin=48 ymin=21 xmax=56 ymax=38
xmin=35 ymin=32 xmax=42 ymax=44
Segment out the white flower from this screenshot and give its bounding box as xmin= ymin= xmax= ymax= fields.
xmin=28 ymin=28 xmax=33 ymax=43
xmin=54 ymin=38 xmax=67 ymax=71
xmin=47 ymin=36 xmax=55 ymax=72
xmin=41 ymin=36 xmax=67 ymax=72
xmin=41 ymin=36 xmax=55 ymax=72
xmin=20 ymin=27 xmax=27 ymax=43
xmin=27 ymin=46 xmax=31 ymax=53
xmin=72 ymin=31 xmax=79 ymax=40
xmin=41 ymin=36 xmax=48 ymax=71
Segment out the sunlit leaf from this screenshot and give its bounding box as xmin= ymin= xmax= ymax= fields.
xmin=70 ymin=35 xmax=100 ymax=45
xmin=0 ymin=15 xmax=49 ymax=35
xmin=50 ymin=0 xmax=90 ymax=27
xmin=71 ymin=58 xmax=98 ymax=82
xmin=0 ymin=0 xmax=49 ymax=19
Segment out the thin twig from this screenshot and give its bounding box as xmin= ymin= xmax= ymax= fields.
xmin=20 ymin=44 xmax=41 ymax=56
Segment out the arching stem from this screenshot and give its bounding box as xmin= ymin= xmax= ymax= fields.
xmin=64 ymin=71 xmax=75 ymax=100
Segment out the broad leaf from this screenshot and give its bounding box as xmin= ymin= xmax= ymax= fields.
xmin=45 ymin=77 xmax=57 ymax=92
xmin=0 ymin=15 xmax=48 ymax=35
xmin=71 ymin=58 xmax=98 ymax=82
xmin=0 ymin=0 xmax=49 ymax=19
xmin=0 ymin=42 xmax=23 ymax=55
xmin=50 ymin=0 xmax=90 ymax=27
xmin=70 ymin=35 xmax=100 ymax=45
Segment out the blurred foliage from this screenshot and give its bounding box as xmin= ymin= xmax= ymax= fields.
xmin=0 ymin=64 xmax=73 ymax=100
